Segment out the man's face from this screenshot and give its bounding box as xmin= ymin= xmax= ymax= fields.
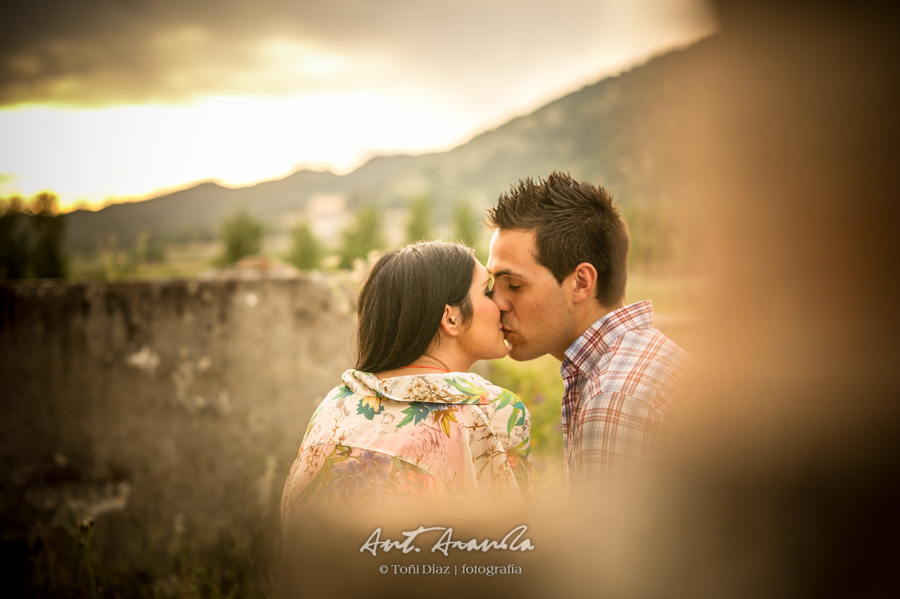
xmin=486 ymin=229 xmax=575 ymax=361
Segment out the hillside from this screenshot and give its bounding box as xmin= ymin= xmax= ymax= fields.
xmin=65 ymin=37 xmax=718 ymax=253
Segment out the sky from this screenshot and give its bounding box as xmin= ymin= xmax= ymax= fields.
xmin=0 ymin=0 xmax=716 ymax=211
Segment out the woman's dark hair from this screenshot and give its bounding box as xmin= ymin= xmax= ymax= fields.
xmin=356 ymin=241 xmax=476 ymax=373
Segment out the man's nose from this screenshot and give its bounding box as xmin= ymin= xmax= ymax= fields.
xmin=491 ymin=290 xmax=510 ymax=312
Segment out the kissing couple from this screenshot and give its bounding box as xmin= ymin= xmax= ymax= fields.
xmin=282 ymin=171 xmax=688 ymax=522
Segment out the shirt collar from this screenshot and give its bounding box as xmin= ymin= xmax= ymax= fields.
xmin=562 ymin=300 xmax=655 ymax=377
xmin=341 ymin=369 xmax=494 ymax=404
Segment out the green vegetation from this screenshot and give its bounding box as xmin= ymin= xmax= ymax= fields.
xmin=30 ymin=193 xmax=69 ymax=278
xmin=451 ymin=200 xmax=480 ymax=248
xmin=405 ymin=196 xmax=434 ymax=242
xmin=98 ymin=234 xmax=136 ymax=279
xmin=60 ymin=197 xmax=702 ymax=284
xmin=338 ymin=206 xmax=385 ymax=269
xmin=89 ymin=230 xmax=171 ymax=280
xmin=219 ymin=208 xmax=265 ymax=265
xmin=0 ymin=192 xmax=68 ymax=280
xmin=285 ymin=220 xmax=323 ymax=270
xmin=0 ymin=196 xmax=31 ymax=279
xmin=133 ymin=230 xmax=167 ymax=264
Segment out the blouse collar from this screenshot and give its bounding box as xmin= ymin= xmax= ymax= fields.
xmin=341 ymin=369 xmax=496 ymax=404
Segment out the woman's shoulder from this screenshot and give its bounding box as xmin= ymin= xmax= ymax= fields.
xmin=305 ymin=377 xmax=367 ymax=425
xmin=318 ymin=380 xmax=359 ymax=403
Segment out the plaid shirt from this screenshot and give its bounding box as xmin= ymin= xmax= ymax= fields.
xmin=560 ymin=300 xmax=687 ymax=485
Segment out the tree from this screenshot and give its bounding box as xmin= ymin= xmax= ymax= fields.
xmin=99 ymin=233 xmax=135 ymax=279
xmin=133 ymin=230 xmax=166 ymax=264
xmin=0 ymin=192 xmax=68 ymax=280
xmin=29 ymin=192 xmax=68 ymax=278
xmin=338 ymin=206 xmax=385 ymax=269
xmin=0 ymin=196 xmax=32 ymax=280
xmin=219 ymin=208 xmax=265 ymax=265
xmin=406 ymin=196 xmax=433 ymax=242
xmin=452 ymin=200 xmax=480 ymax=248
xmin=285 ymin=220 xmax=323 ymax=270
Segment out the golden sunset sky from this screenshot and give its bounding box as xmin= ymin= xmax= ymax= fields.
xmin=0 ymin=0 xmax=715 ymax=211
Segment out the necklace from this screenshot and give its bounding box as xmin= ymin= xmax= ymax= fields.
xmin=398 ymin=365 xmax=451 ymax=373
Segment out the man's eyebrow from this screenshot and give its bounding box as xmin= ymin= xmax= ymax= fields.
xmin=491 ymin=268 xmax=525 ymax=279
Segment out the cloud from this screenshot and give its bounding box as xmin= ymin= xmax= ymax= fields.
xmin=2 ymin=0 xmax=351 ymax=105
xmin=0 ymin=0 xmax=716 ymax=108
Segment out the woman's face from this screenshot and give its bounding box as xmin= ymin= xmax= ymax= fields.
xmin=458 ymin=261 xmax=509 ymax=361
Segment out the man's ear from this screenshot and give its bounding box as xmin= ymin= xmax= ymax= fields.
xmin=439 ymin=305 xmax=463 ymax=337
xmin=571 ymin=262 xmax=598 ymax=304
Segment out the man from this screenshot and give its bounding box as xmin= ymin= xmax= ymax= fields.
xmin=485 ymin=172 xmax=687 ymax=487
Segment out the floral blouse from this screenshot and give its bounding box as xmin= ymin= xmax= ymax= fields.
xmin=281 ymin=369 xmax=531 ymax=520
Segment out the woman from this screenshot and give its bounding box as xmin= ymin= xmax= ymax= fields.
xmin=281 ymin=242 xmax=530 ymax=518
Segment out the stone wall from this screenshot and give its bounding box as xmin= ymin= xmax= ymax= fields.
xmin=0 ymin=272 xmax=357 ymax=581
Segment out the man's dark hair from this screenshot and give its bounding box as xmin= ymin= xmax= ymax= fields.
xmin=356 ymin=241 xmax=475 ymax=373
xmin=484 ymin=172 xmax=629 ymax=307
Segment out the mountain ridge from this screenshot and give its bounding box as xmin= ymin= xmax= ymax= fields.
xmin=65 ymin=36 xmax=718 ymax=252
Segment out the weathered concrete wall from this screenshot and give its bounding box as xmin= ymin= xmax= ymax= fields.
xmin=0 ymin=273 xmax=357 ymax=573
